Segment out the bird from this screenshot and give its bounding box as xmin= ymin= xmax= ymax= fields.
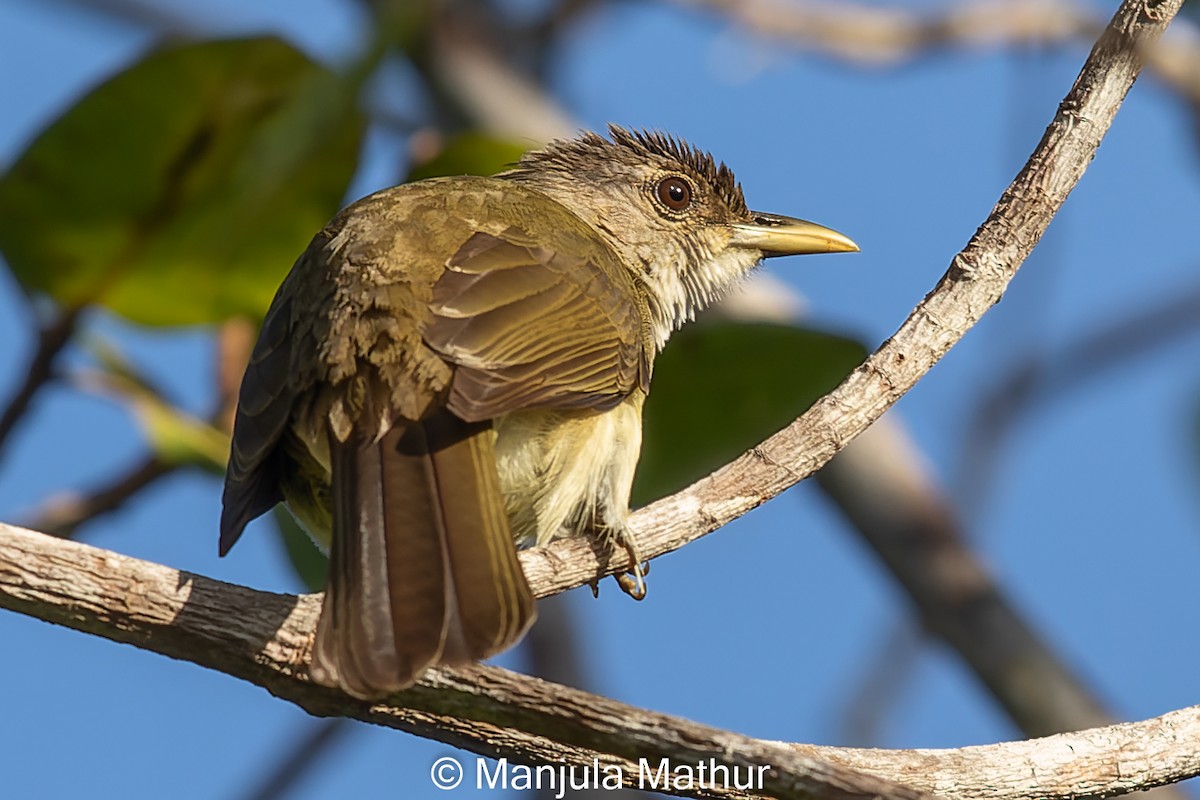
xmin=219 ymin=125 xmax=858 ymax=698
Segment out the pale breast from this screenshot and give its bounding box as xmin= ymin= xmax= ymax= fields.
xmin=493 ymin=391 xmax=645 ymax=547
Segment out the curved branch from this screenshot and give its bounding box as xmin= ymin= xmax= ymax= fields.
xmin=518 ymin=0 xmax=1182 ymax=599
xmin=0 ymin=2 xmax=1186 ymax=799
xmin=1 ymin=521 xmax=1198 ymax=800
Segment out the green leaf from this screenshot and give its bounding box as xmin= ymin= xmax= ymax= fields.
xmin=0 ymin=36 xmax=365 ymax=326
xmin=80 ymin=338 xmax=229 ymax=472
xmin=273 ymin=507 xmax=327 ymax=592
xmin=632 ymin=321 xmax=866 ymax=507
xmin=370 ymin=0 xmax=435 ymax=52
xmin=138 ymin=402 xmax=230 ymax=473
xmin=406 ymin=132 xmax=530 ymax=182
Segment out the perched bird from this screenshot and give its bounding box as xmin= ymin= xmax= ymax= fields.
xmin=219 ymin=126 xmax=857 ymax=698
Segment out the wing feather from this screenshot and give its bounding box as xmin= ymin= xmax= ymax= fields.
xmin=424 ymin=231 xmax=651 ymax=421
xmin=220 ymin=250 xmax=327 ymax=555
xmin=219 ymin=296 xmax=297 ymax=554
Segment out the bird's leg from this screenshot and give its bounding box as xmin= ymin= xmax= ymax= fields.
xmin=600 ymin=523 xmax=648 ymax=601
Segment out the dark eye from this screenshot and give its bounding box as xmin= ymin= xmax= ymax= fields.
xmin=656 ymin=176 xmax=693 ymax=211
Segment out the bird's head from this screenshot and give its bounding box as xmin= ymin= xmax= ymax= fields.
xmin=501 ymin=125 xmax=858 ymax=347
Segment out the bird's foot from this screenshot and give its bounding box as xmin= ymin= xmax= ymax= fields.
xmin=610 ymin=531 xmax=648 ymax=601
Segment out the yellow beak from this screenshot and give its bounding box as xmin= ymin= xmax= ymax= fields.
xmin=730 ymin=212 xmax=859 ymax=257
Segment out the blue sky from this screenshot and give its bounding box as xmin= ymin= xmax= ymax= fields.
xmin=2 ymin=1 xmax=1199 ymax=798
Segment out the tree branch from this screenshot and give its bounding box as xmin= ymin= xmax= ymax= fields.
xmin=678 ymin=0 xmax=1200 ymax=110
xmin=515 ymin=0 xmax=1183 ymax=602
xmin=960 ymin=281 xmax=1200 ymax=514
xmin=423 ymin=5 xmax=577 ymax=143
xmin=816 ymin=417 xmax=1114 ymax=739
xmin=680 ymin=0 xmax=1104 ymax=64
xmin=22 ymin=452 xmax=173 ymax=538
xmin=238 ymin=718 xmax=354 ymax=800
xmin=0 ymin=1 xmax=1186 ymax=798
xmin=2 ymin=520 xmax=1199 ymax=800
xmin=18 ymin=318 xmax=255 ymax=538
xmin=0 ymin=307 xmax=79 ymax=458
xmin=0 ymin=522 xmax=935 ymax=800
xmin=41 ymin=0 xmax=200 ymax=37
xmin=818 ymin=421 xmax=1189 ymax=798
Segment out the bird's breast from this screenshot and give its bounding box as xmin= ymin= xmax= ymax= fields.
xmin=493 ymin=391 xmax=645 ymax=547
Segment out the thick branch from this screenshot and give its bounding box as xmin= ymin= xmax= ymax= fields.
xmin=0 ymin=2 xmax=1186 ymax=799
xmin=416 ymin=2 xmax=576 ymax=144
xmin=2 ymin=521 xmax=1199 ymax=800
xmin=0 ymin=522 xmax=931 ymax=800
xmin=813 ymin=416 xmax=1186 ymax=800
xmin=682 ymin=0 xmax=1103 ymax=64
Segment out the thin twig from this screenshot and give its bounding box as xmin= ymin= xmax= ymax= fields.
xmin=816 ymin=418 xmax=1113 ymax=737
xmin=961 ymin=282 xmax=1200 ymax=514
xmin=834 ymin=619 xmax=921 ymax=746
xmin=215 ymin=318 xmax=256 ymax=436
xmin=22 ymin=453 xmax=172 ymax=538
xmin=238 ymin=719 xmax=353 ymax=800
xmin=680 ymin=0 xmax=1200 ymax=109
xmin=40 ymin=0 xmax=199 ymax=36
xmin=20 ymin=317 xmax=257 ymax=538
xmin=0 ymin=307 xmax=80 ymax=459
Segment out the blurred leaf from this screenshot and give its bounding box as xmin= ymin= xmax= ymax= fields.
xmin=632 ymin=321 xmax=866 ymax=507
xmin=80 ymin=340 xmax=229 ymax=472
xmin=0 ymin=36 xmax=365 ymax=326
xmin=138 ymin=402 xmax=230 ymax=472
xmin=273 ymin=507 xmax=327 ymax=592
xmin=368 ymin=0 xmax=435 ymax=52
xmin=406 ymin=132 xmax=529 ymax=181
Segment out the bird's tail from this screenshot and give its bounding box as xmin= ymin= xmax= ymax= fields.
xmin=310 ymin=412 xmax=536 ymax=698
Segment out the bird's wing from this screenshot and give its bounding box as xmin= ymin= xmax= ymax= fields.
xmin=219 ymin=247 xmax=327 ymax=556
xmin=423 ymin=227 xmax=653 ymax=422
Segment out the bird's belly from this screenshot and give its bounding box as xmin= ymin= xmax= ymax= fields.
xmin=493 ymin=392 xmax=644 ymax=547
xmin=279 ymin=391 xmax=645 ymax=552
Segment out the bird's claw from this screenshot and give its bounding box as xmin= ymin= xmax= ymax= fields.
xmin=614 ymin=537 xmax=648 ymax=601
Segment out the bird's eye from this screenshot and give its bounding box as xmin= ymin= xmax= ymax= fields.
xmin=655 ymin=176 xmax=693 ymax=212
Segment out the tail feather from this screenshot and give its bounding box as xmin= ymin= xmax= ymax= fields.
xmin=426 ymin=414 xmax=537 ymax=660
xmin=310 ymin=413 xmax=536 ymax=698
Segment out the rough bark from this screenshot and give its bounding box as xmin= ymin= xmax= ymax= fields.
xmin=0 ymin=2 xmax=1188 ymax=799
